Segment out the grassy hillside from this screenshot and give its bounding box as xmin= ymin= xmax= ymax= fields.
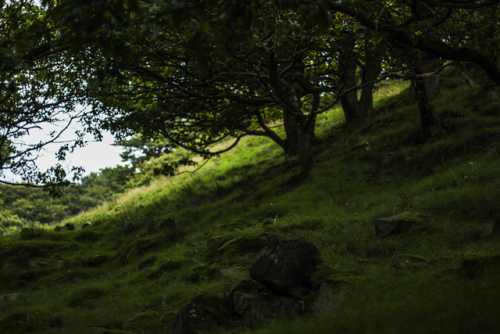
xmin=1 ymin=69 xmax=500 ymax=334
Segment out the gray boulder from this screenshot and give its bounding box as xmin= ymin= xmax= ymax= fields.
xmin=249 ymin=239 xmax=323 ymax=298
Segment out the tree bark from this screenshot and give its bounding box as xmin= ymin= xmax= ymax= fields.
xmin=421 ymin=58 xmax=440 ymax=100
xmin=413 ymin=76 xmax=436 ymax=142
xmin=409 ymin=80 xmax=416 ymax=105
xmin=282 ymin=107 xmax=300 ymax=158
xmin=339 ymin=45 xmax=359 ymax=130
xmin=358 ymin=37 xmax=386 ymax=121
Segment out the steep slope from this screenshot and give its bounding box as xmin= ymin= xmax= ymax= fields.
xmin=1 ymin=69 xmax=500 ymax=334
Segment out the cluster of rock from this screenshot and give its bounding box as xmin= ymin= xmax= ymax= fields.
xmin=53 ymin=222 xmax=90 ymax=232
xmin=171 ymin=239 xmax=338 ymax=334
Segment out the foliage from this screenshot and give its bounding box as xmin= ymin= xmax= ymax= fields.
xmin=0 ymin=0 xmax=108 ymax=192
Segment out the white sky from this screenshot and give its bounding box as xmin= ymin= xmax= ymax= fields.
xmin=1 ymin=124 xmax=125 ymax=183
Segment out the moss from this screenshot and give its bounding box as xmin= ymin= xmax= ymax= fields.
xmin=102 ymin=330 xmax=135 ymax=334
xmin=311 ymin=263 xmax=361 ymax=285
xmin=200 ymin=293 xmax=233 ymax=324
xmin=147 ymin=259 xmax=186 ymax=279
xmin=17 ymin=267 xmax=54 ymax=282
xmin=123 ymin=310 xmax=162 ymax=333
xmin=67 ymin=287 xmax=108 ymax=309
xmin=74 ymin=230 xmax=102 ymax=242
xmin=84 ymin=254 xmax=113 ymax=268
xmin=116 ymin=239 xmax=163 ymax=264
xmin=211 ymin=222 xmax=236 ymax=237
xmin=182 ymin=264 xmax=220 ymax=283
xmin=136 ymin=256 xmax=157 ymax=270
xmin=159 ymin=311 xmax=178 ymax=332
xmin=217 ymin=236 xmax=267 ymax=261
xmin=0 ymin=312 xmax=62 ymax=334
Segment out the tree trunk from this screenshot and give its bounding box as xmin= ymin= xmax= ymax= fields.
xmin=413 ymin=76 xmax=436 ymax=142
xmin=421 ymin=58 xmax=440 ymax=100
xmin=358 ymin=37 xmax=386 ymax=122
xmin=340 ymin=94 xmax=358 ymax=131
xmin=339 ymin=46 xmax=359 ymax=130
xmin=409 ymin=80 xmax=416 ymax=105
xmin=297 ymin=113 xmax=317 ymax=179
xmin=282 ymin=107 xmax=299 ymax=158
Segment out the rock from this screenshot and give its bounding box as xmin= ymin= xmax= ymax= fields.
xmin=82 ymin=222 xmax=91 ymax=229
xmin=351 ymin=140 xmax=370 ymax=150
xmin=138 ymin=204 xmax=144 ymax=209
xmin=460 ymin=254 xmax=500 ymax=278
xmin=374 ymin=212 xmax=426 ymax=238
xmin=230 ymin=280 xmax=263 ymax=297
xmin=64 ymin=223 xmax=79 ymax=231
xmin=217 ymin=236 xmax=267 ymax=262
xmin=207 ymin=236 xmax=223 ymax=247
xmin=232 ymin=292 xmax=301 ymax=326
xmin=115 ymin=206 xmax=122 ymax=212
xmin=0 ymin=293 xmax=21 ymax=304
xmin=73 ymin=327 xmax=107 ymax=334
xmin=220 ymin=267 xmax=246 ymax=278
xmin=312 ymin=282 xmax=340 ymax=315
xmin=392 ymin=254 xmax=429 ymax=269
xmin=171 ymin=293 xmax=232 ymax=334
xmin=249 ymin=239 xmax=323 ymax=298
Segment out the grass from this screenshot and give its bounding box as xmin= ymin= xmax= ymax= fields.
xmin=1 ymin=69 xmax=500 ymax=334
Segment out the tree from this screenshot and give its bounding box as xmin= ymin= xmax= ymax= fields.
xmin=6 ymin=0 xmax=497 ymax=186
xmin=0 ymin=1 xmax=108 ymax=194
xmin=86 ymin=2 xmax=396 ymax=178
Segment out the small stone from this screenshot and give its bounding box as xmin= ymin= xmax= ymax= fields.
xmin=392 ymin=254 xmax=429 ymax=269
xmin=219 ymin=267 xmax=245 ymax=278
xmin=375 ymin=212 xmax=425 ymax=238
xmin=0 ymin=293 xmax=21 ymax=304
xmin=64 ymin=223 xmax=79 ymax=231
xmin=351 ymin=140 xmax=370 ymax=150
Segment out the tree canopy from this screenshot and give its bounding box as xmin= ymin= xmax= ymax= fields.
xmin=1 ymin=0 xmax=499 ymax=188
